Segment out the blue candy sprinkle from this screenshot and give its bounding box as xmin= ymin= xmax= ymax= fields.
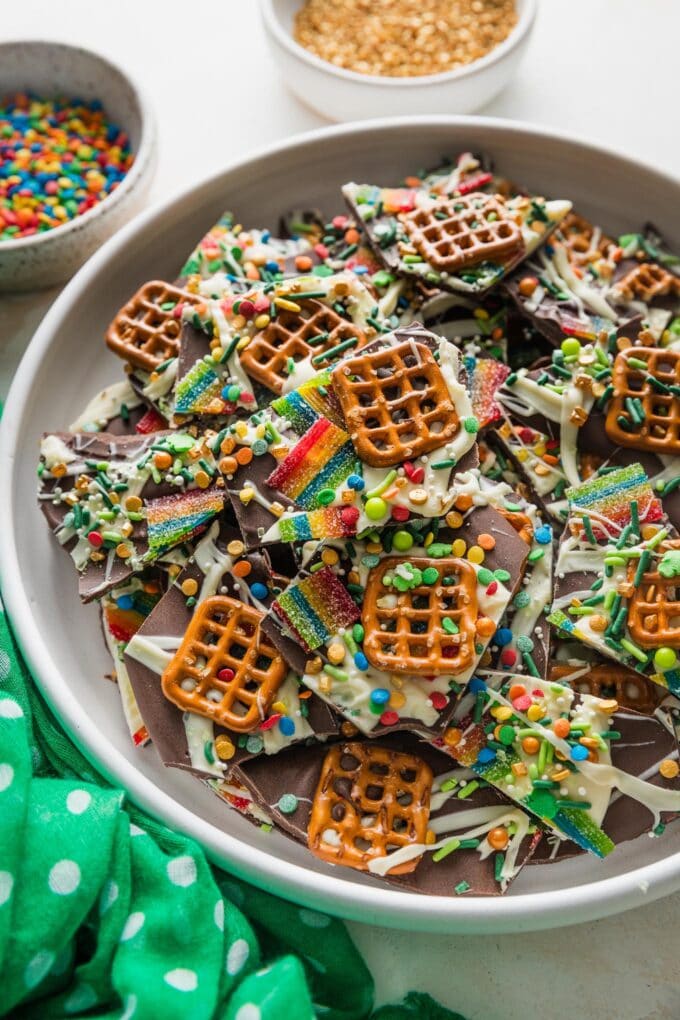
xmin=535 ymin=525 xmax=553 ymax=545
xmin=116 ymin=595 xmax=134 ymax=611
xmin=477 ymin=748 xmax=496 ymax=764
xmin=468 ymin=677 xmax=487 ymax=694
xmin=494 ymin=627 xmax=513 ymax=647
xmin=250 ymin=582 xmax=269 ymax=600
xmin=347 ymin=474 xmax=365 ymax=491
xmin=278 ymin=716 xmax=295 ymax=737
xmin=571 ymin=745 xmax=589 ymax=762
xmin=354 ymin=652 xmax=369 ymax=670
xmin=370 ymin=688 xmax=390 ymax=705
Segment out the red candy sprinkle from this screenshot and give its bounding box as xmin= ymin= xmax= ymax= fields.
xmin=391 ymin=505 xmax=410 ymax=522
xmin=239 ymin=299 xmax=256 ymax=319
xmin=379 ymin=710 xmax=399 ymax=726
xmin=513 ymin=695 xmax=532 ymax=712
xmin=500 ymin=648 xmax=517 ymax=667
xmin=518 ymin=428 xmax=535 ymax=443
xmin=486 ymin=581 xmax=498 ymax=595
xmin=87 ymin=531 xmax=103 ymax=548
xmin=259 ymin=713 xmax=282 ymax=731
xmin=218 ymin=668 xmax=235 ymax=682
xmin=429 ymin=692 xmax=448 ymax=710
xmin=341 ymin=506 xmax=360 ymax=527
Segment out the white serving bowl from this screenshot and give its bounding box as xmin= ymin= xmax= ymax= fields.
xmin=260 ymin=0 xmax=537 ymax=121
xmin=0 ymin=40 xmax=156 ymax=292
xmin=2 ymin=117 xmax=680 ymax=934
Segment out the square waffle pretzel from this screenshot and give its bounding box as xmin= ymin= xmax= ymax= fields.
xmin=614 ymin=262 xmax=680 ymax=303
xmin=400 ymin=192 xmax=523 ymax=274
xmin=627 ymin=542 xmax=680 ymax=650
xmin=307 ymin=743 xmax=433 ymax=873
xmin=161 ymin=595 xmax=286 ymax=731
xmin=605 ymin=347 xmax=680 ymax=454
xmin=362 ymin=556 xmax=479 ymax=675
xmin=239 ymin=299 xmax=366 ymax=395
xmin=331 ymin=341 xmax=458 ymax=467
xmin=550 ymin=664 xmax=661 ymax=714
xmin=106 ymin=280 xmax=201 ymax=373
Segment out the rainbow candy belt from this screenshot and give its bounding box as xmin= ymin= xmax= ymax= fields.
xmin=270 ymin=372 xmax=344 ymax=435
xmin=145 ymin=487 xmax=223 ymax=558
xmin=272 ymin=565 xmax=360 ymax=653
xmin=174 ymin=360 xmax=226 ymax=416
xmin=567 ymin=462 xmax=663 ymax=535
xmin=276 ymin=506 xmax=358 ymax=543
xmin=464 ymin=354 xmax=510 ymax=429
xmin=267 ymin=417 xmax=355 ymax=510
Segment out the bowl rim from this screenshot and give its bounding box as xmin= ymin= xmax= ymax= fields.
xmin=0 ymin=38 xmax=155 ymax=252
xmin=260 ymin=0 xmax=537 ymax=88
xmin=3 ymin=114 xmax=680 ymax=934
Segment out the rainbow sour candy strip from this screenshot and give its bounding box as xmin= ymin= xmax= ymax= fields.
xmin=276 ymin=506 xmax=358 ymax=542
xmin=271 ymin=371 xmax=343 ymax=434
xmin=272 ymin=566 xmax=360 ymax=653
xmin=566 ymin=462 xmax=662 ymax=537
xmin=267 ymin=418 xmax=355 ymax=509
xmin=464 ymin=354 xmax=510 ymax=429
xmin=145 ymin=487 xmax=223 ymax=558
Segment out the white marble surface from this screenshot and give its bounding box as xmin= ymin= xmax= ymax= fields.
xmin=2 ymin=2 xmax=680 ymax=1016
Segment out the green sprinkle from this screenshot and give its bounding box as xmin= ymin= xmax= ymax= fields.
xmin=457 ymin=780 xmax=479 ymax=800
xmin=432 ymin=839 xmax=461 ymax=863
xmin=322 ymin=665 xmax=348 ymax=681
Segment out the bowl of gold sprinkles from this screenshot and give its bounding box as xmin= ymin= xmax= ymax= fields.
xmin=0 ymin=40 xmax=156 ymax=292
xmin=261 ymin=0 xmax=537 ymax=120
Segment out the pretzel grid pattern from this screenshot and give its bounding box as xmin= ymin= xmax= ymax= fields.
xmin=362 ymin=556 xmax=479 ymax=675
xmin=550 ymin=664 xmax=660 ymax=714
xmin=615 ymin=262 xmax=680 ymax=303
xmin=332 ymin=341 xmax=458 ymax=467
xmin=627 ymin=543 xmax=680 ymax=650
xmin=307 ymin=743 xmax=433 ymax=873
xmin=161 ymin=595 xmax=286 ymax=731
xmin=106 ymin=280 xmax=201 ymax=372
xmin=239 ymin=299 xmax=366 ymax=395
xmin=605 ymin=347 xmax=680 ymax=454
xmin=400 ymin=192 xmax=523 ymax=274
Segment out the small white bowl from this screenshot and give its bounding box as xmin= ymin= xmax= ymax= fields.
xmin=261 ymin=0 xmax=537 ymax=121
xmin=0 ymin=40 xmax=156 ymax=292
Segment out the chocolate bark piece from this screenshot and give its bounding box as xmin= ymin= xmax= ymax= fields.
xmin=68 ymin=378 xmax=151 ymax=436
xmin=343 ymin=182 xmax=571 ymax=297
xmin=263 ymin=505 xmax=530 ymax=738
xmin=233 ymin=733 xmax=538 ymax=896
xmin=38 ymin=430 xmax=223 ymax=602
xmin=124 ymin=520 xmax=340 ymax=779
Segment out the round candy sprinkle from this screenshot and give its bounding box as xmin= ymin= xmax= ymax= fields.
xmin=498 ymin=724 xmax=515 ymax=745
xmin=250 ymin=582 xmax=269 ymax=600
xmin=553 ymin=718 xmax=571 ymax=738
xmin=365 ymin=496 xmax=387 ymax=520
xmin=87 ymin=530 xmax=103 ymax=548
xmin=246 ymin=735 xmax=264 ymax=755
xmin=659 ymin=759 xmax=680 ymax=779
xmin=571 ymin=744 xmax=589 ymax=762
xmin=422 ymin=567 xmax=439 ymax=585
xmin=513 ymin=591 xmax=530 ymax=609
xmin=487 ymin=827 xmax=509 ymax=850
xmin=278 ymin=716 xmax=296 ymax=737
xmin=347 ymin=474 xmax=365 ymax=490
xmin=654 ymin=647 xmax=678 ymax=671
xmin=181 ymin=578 xmax=198 ymax=597
xmin=317 ymin=487 xmax=336 ymax=505
xmin=116 ymin=594 xmax=134 ymax=611
xmin=516 ymin=635 xmax=534 ymax=653
xmin=463 ymin=416 xmax=479 ymax=434
xmin=371 ymin=688 xmax=390 ymax=706
xmin=0 ymin=93 xmax=134 ymax=241
xmin=467 ymin=544 xmax=484 ymax=564
xmin=277 ymin=793 xmax=299 ymax=814
xmin=379 ymin=709 xmax=399 ymax=726
xmin=218 ymin=668 xmax=235 ymax=682
xmin=494 ymin=627 xmax=512 ymax=647
xmin=251 ymin=439 xmax=269 ymax=456
xmin=476 ymin=748 xmax=496 ymax=764
xmin=327 ymin=642 xmax=345 ymax=664
xmin=354 ymin=652 xmax=369 ymax=670
xmin=561 ymin=337 xmax=581 ymax=357
xmin=429 ymin=692 xmax=448 ymax=710
xmin=534 ymin=524 xmax=553 ymax=544
xmin=468 ymin=677 xmax=486 ymax=694
xmin=215 ymin=736 xmax=235 ymax=760
xmin=500 ymin=648 xmax=517 ymax=667
xmin=392 ymin=530 xmax=414 ymax=551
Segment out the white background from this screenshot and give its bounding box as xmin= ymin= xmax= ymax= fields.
xmin=2 ymin=2 xmax=680 ymax=1017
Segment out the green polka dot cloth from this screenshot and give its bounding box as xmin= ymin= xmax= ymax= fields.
xmin=0 ymin=592 xmax=465 ymax=1020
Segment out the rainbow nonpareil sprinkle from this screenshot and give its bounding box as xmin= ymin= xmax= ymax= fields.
xmin=145 ymin=487 xmax=223 ymax=558
xmin=566 ymin=462 xmax=662 ymax=539
xmin=272 ymin=566 xmax=360 ymax=653
xmin=267 ymin=417 xmax=355 ymax=509
xmin=0 ymin=93 xmax=133 ymax=240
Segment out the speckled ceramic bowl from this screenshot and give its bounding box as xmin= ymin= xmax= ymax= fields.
xmin=0 ymin=40 xmax=156 ymax=292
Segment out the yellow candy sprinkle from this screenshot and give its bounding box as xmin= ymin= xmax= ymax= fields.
xmin=255 ymin=423 xmax=266 ymax=439
xmin=239 ymin=487 xmax=254 ymax=504
xmin=327 ymin=642 xmax=345 ymax=665
xmin=215 ymin=736 xmax=235 ymax=761
xmin=409 ymin=488 xmax=428 ymax=505
xmin=660 ymin=759 xmax=680 ymax=779
xmin=527 ymin=704 xmax=544 ymax=722
xmin=452 ymin=538 xmax=466 ymax=557
xmin=234 ymin=421 xmax=248 ymax=438
xmin=181 ymin=578 xmax=198 ymax=597
xmin=491 ymin=705 xmax=513 ymax=721
xmin=116 ymin=543 xmax=132 ymax=559
xmin=275 ymin=297 xmax=301 ymax=312
xmin=194 ymin=470 xmax=211 ymax=489
xmin=389 ymin=691 xmax=406 ymax=710
xmin=446 ymin=511 xmax=463 ymax=529
xmin=321 ymin=548 xmax=339 ymax=566
xmin=365 ymin=542 xmax=383 ymax=554
xmin=227 ymin=540 xmax=245 ymax=557
xmin=271 ymin=701 xmax=287 ymax=715
xmin=467 ymin=545 xmax=484 ymax=564
xmin=254 ymin=314 xmax=270 ymax=329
